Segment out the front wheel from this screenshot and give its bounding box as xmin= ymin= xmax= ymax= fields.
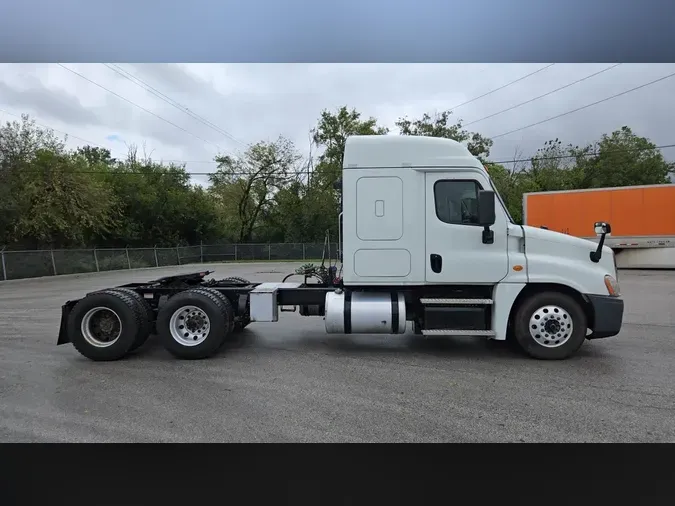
xmin=513 ymin=291 xmax=587 ymax=360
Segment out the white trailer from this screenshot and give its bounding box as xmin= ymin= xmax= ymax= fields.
xmin=57 ymin=135 xmax=624 ymax=361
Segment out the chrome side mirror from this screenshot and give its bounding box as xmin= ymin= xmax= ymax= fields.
xmin=594 ymin=222 xmax=612 ymax=236
xmin=590 ymin=222 xmax=612 ymax=263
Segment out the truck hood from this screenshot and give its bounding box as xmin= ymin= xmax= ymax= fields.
xmin=521 ymin=225 xmax=603 ymax=250
xmin=520 ymin=225 xmax=617 ymax=295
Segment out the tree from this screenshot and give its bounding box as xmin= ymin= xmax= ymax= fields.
xmin=0 ymin=115 xmax=69 ymax=245
xmin=572 ymin=126 xmax=673 ymax=189
xmin=0 ymin=115 xmax=65 ymax=167
xmin=486 ymin=147 xmax=540 ymax=224
xmin=7 ymin=149 xmax=118 ymax=248
xmin=307 ymin=106 xmax=389 ymax=240
xmin=256 ymin=180 xmax=306 ymax=242
xmin=311 ymin=106 xmax=389 ymax=189
xmin=101 ymin=146 xmax=221 ymax=247
xmin=0 ymin=116 xmax=118 ymax=248
xmin=395 ymin=110 xmax=493 ymax=161
xmin=210 ymin=136 xmax=302 ymax=243
xmin=3 ymin=108 xmax=673 ymax=249
xmin=528 ymin=139 xmax=580 ymax=192
xmin=76 ymin=146 xmax=116 ymax=166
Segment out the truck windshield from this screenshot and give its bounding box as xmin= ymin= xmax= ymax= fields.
xmin=487 ymin=176 xmax=515 ymax=224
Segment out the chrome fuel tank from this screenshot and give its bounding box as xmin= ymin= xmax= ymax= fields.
xmin=324 ymin=290 xmax=406 ymax=334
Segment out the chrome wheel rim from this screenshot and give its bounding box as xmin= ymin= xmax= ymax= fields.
xmin=169 ymin=305 xmax=211 ymax=346
xmin=528 ymin=305 xmax=573 ymax=348
xmin=81 ymin=307 xmax=122 ymax=348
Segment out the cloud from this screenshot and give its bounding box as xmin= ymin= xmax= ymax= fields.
xmin=0 ymin=77 xmax=100 ymax=126
xmin=0 ymin=63 xmax=674 ymax=180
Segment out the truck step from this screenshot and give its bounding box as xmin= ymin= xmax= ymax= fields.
xmin=421 ymin=329 xmax=496 ymax=336
xmin=420 ymin=298 xmax=493 ymax=305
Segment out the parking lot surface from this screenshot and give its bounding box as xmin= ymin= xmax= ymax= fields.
xmin=1 ymin=264 xmax=674 ymax=442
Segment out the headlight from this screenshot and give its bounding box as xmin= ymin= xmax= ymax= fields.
xmin=604 ymin=275 xmax=620 ymax=297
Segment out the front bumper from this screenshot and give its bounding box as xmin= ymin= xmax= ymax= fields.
xmin=586 ymin=294 xmax=624 ymax=339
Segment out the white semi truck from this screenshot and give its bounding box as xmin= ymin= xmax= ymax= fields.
xmin=57 ymin=135 xmax=624 ymax=361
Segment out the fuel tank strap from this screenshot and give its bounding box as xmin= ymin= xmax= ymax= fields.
xmin=344 ymin=291 xmax=352 ymax=334
xmin=391 ymin=292 xmax=399 ymax=333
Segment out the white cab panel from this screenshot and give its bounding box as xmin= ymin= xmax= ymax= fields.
xmin=342 ymin=167 xmax=425 ymax=285
xmin=354 ymin=249 xmax=411 ymax=277
xmin=356 ymin=176 xmax=403 ymax=241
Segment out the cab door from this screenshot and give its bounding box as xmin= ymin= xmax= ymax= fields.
xmin=425 ymin=172 xmax=509 ymax=284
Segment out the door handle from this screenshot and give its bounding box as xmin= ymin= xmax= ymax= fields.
xmin=430 ymin=254 xmax=442 ymax=273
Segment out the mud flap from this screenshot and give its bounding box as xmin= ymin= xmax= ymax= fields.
xmin=57 ymin=300 xmax=79 ymax=345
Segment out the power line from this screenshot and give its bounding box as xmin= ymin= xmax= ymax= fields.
xmin=5 ymin=104 xmax=673 ymax=175
xmin=0 ymin=107 xmax=228 ymax=168
xmin=103 ymin=64 xmax=248 ymax=148
xmin=12 ymin=143 xmax=675 ymax=176
xmin=0 ymin=107 xmax=123 ymax=154
xmin=489 ymin=70 xmax=675 ymax=140
xmin=164 ymin=141 xmax=675 ymax=167
xmin=488 ymin=143 xmax=675 ymax=166
xmin=6 ymin=64 xmax=674 ymax=178
xmin=17 ymin=168 xmax=310 ymax=179
xmin=56 ymin=63 xmax=223 ymax=152
xmin=0 ymin=107 xmax=190 ymax=162
xmin=448 ymin=63 xmax=555 ymax=113
xmin=0 ymin=107 xmax=259 ymax=170
xmin=464 ymin=64 xmax=622 ymax=127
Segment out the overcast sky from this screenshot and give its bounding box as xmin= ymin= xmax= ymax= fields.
xmin=1 ymin=63 xmax=674 ymax=186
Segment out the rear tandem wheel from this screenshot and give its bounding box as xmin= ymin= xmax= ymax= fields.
xmin=220 ymin=276 xmax=251 ymax=285
xmin=106 ymin=287 xmax=155 ymax=351
xmin=155 ymin=288 xmax=235 ymax=359
xmin=220 ymin=277 xmax=251 ymax=332
xmin=67 ymin=290 xmax=144 ymax=361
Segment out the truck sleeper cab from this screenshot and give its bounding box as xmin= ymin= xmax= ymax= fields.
xmin=56 ymin=135 xmax=624 ymax=362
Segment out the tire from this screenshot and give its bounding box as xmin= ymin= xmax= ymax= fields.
xmin=513 ymin=291 xmax=587 ymax=360
xmin=192 ymin=288 xmax=236 ymax=335
xmin=222 ymin=279 xmax=252 ymax=331
xmin=108 ymin=288 xmax=154 ymax=351
xmin=221 ymin=277 xmax=250 ymax=285
xmin=207 ymin=285 xmax=250 ymax=333
xmin=67 ymin=290 xmax=143 ymax=361
xmin=191 ymin=288 xmax=242 ymax=348
xmin=233 ymin=297 xmax=251 ymax=333
xmin=156 ymin=288 xmax=234 ymax=359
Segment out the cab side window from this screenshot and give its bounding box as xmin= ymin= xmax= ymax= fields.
xmin=434 ymin=180 xmax=482 ymax=225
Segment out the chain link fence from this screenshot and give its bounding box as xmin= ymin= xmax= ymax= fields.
xmin=0 ymin=243 xmax=339 ymax=281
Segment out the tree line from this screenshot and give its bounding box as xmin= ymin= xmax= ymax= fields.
xmin=1 ymin=107 xmax=672 ymax=249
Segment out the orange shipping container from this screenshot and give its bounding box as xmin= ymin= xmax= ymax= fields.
xmin=522 ymin=184 xmax=675 ymax=238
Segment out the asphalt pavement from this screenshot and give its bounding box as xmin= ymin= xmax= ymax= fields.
xmin=0 ymin=263 xmax=673 ymax=442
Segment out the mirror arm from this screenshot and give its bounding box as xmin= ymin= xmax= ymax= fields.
xmin=590 ymin=221 xmax=611 ymax=262
xmin=590 ymin=233 xmax=606 ymax=263
xmin=482 ymin=226 xmax=494 ymax=245
xmin=477 ymin=190 xmax=496 ymax=245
